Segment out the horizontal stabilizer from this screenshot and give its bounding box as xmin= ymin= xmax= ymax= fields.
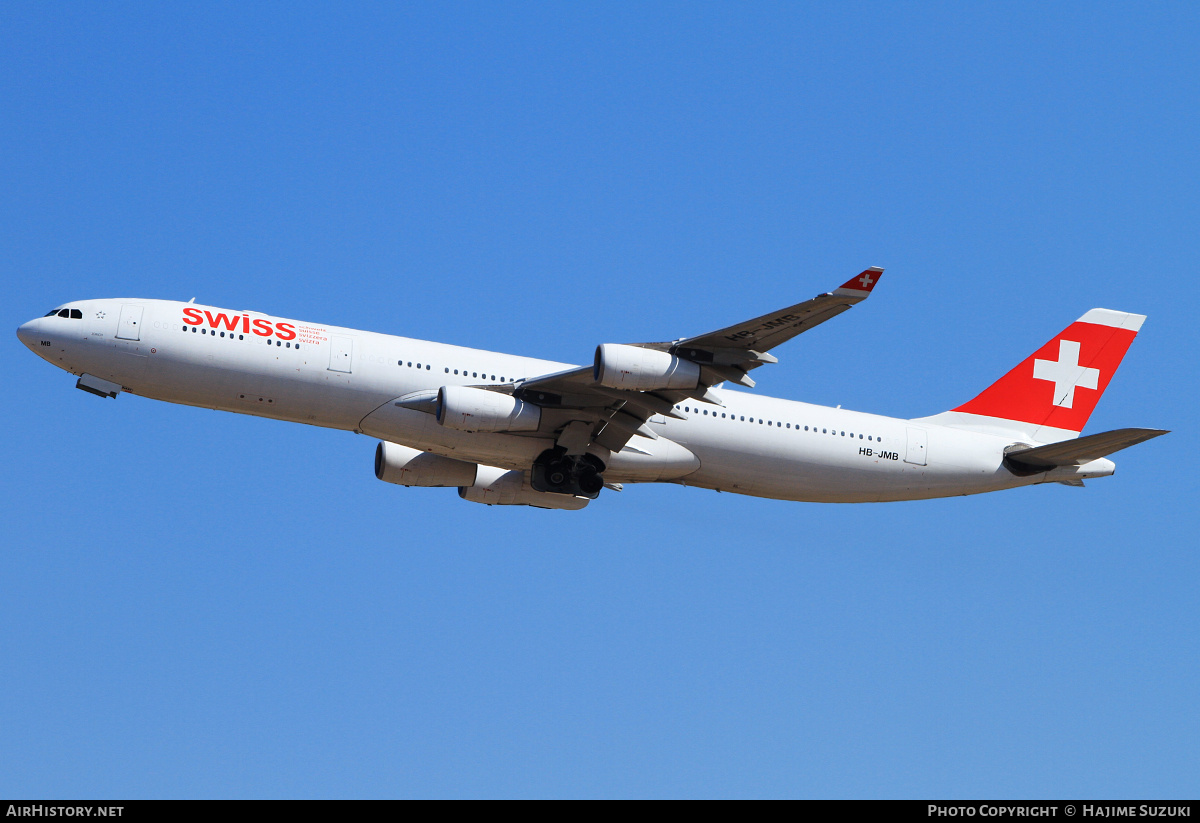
xmin=1005 ymin=427 xmax=1168 ymax=470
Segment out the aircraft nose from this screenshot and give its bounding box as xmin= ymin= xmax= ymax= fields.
xmin=16 ymin=319 xmax=41 ymax=351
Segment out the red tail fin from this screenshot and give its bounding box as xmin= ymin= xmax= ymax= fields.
xmin=951 ymin=309 xmax=1144 ymax=437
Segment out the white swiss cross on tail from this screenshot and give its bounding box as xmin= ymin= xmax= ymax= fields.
xmin=951 ymin=308 xmax=1145 ymax=437
xmin=1032 ymin=340 xmax=1100 ymax=408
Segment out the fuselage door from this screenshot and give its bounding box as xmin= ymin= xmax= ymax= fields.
xmin=905 ymin=427 xmax=928 ymax=466
xmin=329 ymin=335 xmax=353 ymax=373
xmin=116 ymin=304 xmax=144 ymax=340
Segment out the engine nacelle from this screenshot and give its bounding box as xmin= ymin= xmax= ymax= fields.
xmin=593 ymin=343 xmax=701 ymax=391
xmin=436 ymin=385 xmax=541 ymax=433
xmin=375 ymin=441 xmax=478 ymax=487
xmin=459 ymin=466 xmax=589 ymax=510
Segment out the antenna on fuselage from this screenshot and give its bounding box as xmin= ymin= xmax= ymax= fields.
xmin=188 ymin=297 xmax=195 ymax=303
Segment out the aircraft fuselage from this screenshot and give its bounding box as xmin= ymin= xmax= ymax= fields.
xmin=17 ymin=298 xmax=1116 ymax=506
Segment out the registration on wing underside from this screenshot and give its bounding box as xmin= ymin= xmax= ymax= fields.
xmin=723 ymin=312 xmax=805 ymax=343
xmin=680 ymin=294 xmax=861 ymax=354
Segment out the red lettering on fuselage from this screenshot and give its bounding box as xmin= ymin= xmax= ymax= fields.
xmin=203 ymin=311 xmax=241 ymax=331
xmin=181 ymin=307 xmax=305 ymax=340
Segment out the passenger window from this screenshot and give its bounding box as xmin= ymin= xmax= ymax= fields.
xmin=426 ymin=365 xmax=430 ymax=370
xmin=220 ymin=332 xmax=225 ymax=337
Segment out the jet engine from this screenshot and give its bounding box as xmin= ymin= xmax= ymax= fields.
xmin=459 ymin=465 xmax=589 ymax=510
xmin=375 ymin=441 xmax=479 ymax=487
xmin=593 ymin=343 xmax=700 ymax=391
xmin=436 ymin=385 xmax=541 ymax=433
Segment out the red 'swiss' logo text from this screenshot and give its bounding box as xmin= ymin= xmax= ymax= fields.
xmin=182 ymin=307 xmax=296 ymax=341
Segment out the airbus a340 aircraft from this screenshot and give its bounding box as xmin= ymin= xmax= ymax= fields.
xmin=18 ymin=269 xmax=1165 ymax=510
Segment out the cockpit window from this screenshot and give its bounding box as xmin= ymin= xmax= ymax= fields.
xmin=51 ymin=308 xmax=83 ymax=319
xmin=57 ymin=309 xmax=70 ymax=317
xmin=45 ymin=309 xmax=60 ymax=316
xmin=69 ymin=309 xmax=82 ymax=319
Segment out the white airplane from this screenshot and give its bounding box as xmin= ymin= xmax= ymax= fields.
xmin=17 ymin=269 xmax=1165 ymax=510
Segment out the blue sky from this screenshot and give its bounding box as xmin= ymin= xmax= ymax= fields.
xmin=2 ymin=2 xmax=1196 ymax=798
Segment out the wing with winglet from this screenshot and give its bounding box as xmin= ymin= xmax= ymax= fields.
xmin=506 ymin=267 xmax=885 ymax=454
xmin=649 ymin=266 xmax=885 ymax=386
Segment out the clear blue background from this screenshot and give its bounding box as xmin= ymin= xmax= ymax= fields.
xmin=2 ymin=2 xmax=1196 ymax=798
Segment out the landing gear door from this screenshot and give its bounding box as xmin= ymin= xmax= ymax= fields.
xmin=116 ymin=304 xmax=143 ymax=340
xmin=329 ymin=335 xmax=353 ymax=373
xmin=905 ymin=427 xmax=928 ymax=466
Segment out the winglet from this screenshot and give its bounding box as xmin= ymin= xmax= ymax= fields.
xmin=833 ymin=267 xmax=884 ymax=297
